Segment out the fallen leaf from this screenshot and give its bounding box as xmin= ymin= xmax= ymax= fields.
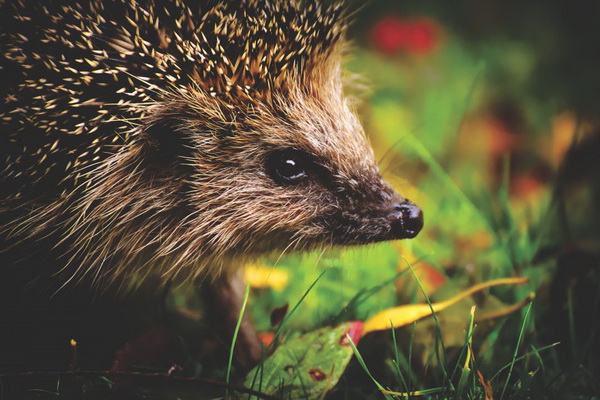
xmin=363 ymin=277 xmax=529 ymax=334
xmin=244 ymin=322 xmax=364 ymax=400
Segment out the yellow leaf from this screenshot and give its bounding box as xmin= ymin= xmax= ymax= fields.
xmin=476 ymin=292 xmax=535 ymax=322
xmin=363 ymin=277 xmax=529 ymax=335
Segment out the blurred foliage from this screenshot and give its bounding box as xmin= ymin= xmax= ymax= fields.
xmin=242 ymin=1 xmax=600 ymax=398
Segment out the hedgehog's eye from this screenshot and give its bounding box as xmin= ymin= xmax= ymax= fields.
xmin=266 ymin=149 xmax=310 ymax=185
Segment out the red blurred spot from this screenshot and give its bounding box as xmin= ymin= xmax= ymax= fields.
xmin=371 ymin=17 xmax=441 ymax=55
xmin=405 ymin=20 xmax=440 ymax=55
xmin=421 ymin=264 xmax=447 ymax=289
xmin=308 ymin=368 xmax=327 ymax=381
xmin=371 ymin=17 xmax=410 ymax=54
xmin=486 ymin=118 xmax=518 ymax=157
xmin=511 ymin=174 xmax=544 ymax=198
xmin=258 ymin=331 xmax=274 ymax=347
xmin=339 ymin=321 xmax=364 ymax=346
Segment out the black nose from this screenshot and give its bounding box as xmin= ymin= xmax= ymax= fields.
xmin=389 ymin=201 xmax=424 ymax=239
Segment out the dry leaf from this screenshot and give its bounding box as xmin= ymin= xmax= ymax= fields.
xmin=363 ymin=277 xmax=529 ymax=334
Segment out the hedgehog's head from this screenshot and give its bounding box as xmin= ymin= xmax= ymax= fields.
xmin=62 ymin=0 xmax=423 ymax=284
xmin=134 ymin=0 xmax=423 ymax=271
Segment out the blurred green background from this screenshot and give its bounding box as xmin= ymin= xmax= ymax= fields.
xmin=242 ymin=1 xmax=600 ymax=397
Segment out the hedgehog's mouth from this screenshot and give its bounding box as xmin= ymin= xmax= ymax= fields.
xmin=321 ymin=199 xmax=424 ymax=245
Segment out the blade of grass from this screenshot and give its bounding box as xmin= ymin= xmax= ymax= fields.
xmin=528 ymin=344 xmax=546 ymax=374
xmin=406 ymin=131 xmax=514 ymax=270
xmin=500 ymin=302 xmax=532 ymax=400
xmin=346 ymin=334 xmax=394 ymax=400
xmin=456 ymin=306 xmax=476 ymax=398
xmin=566 ymin=286 xmax=578 ymax=361
xmin=226 ymin=283 xmax=251 ymax=396
xmin=390 ymin=322 xmax=410 ymax=396
xmin=490 ymin=342 xmax=559 ymax=383
xmin=382 ymin=386 xmax=446 ymax=397
xmin=404 ymin=257 xmax=452 ymax=392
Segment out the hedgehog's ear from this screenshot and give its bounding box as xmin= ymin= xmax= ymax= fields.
xmin=142 ymin=118 xmax=193 ymax=167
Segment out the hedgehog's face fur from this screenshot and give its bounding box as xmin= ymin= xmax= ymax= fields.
xmin=1 ymin=0 xmax=422 ymax=287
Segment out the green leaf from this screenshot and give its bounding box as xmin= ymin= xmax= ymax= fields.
xmin=243 ymin=322 xmax=362 ymax=400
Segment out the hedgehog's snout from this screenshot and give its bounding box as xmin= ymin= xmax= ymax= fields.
xmin=324 ymin=188 xmax=424 ymax=245
xmin=387 ymin=199 xmax=423 ymax=239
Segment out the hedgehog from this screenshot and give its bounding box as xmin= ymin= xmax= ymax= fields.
xmin=0 ymin=0 xmax=423 ymax=369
